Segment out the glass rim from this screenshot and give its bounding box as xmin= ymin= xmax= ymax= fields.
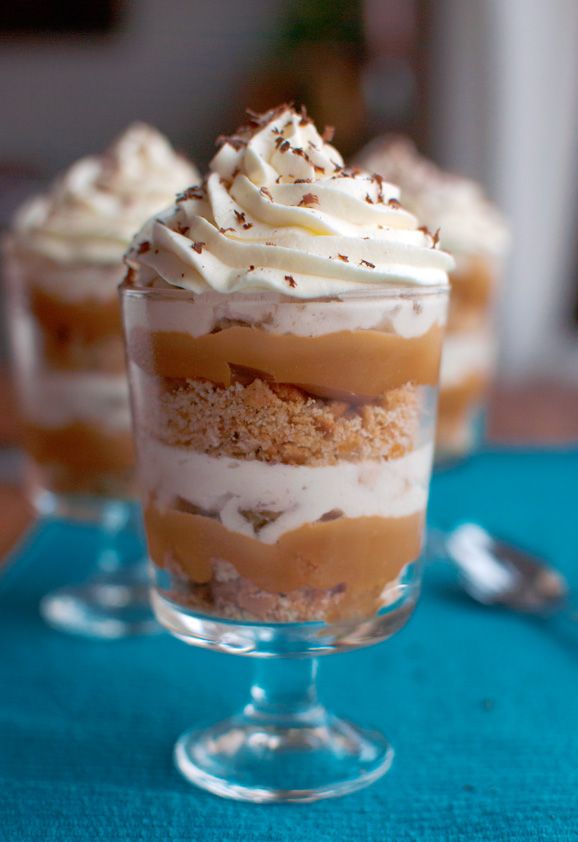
xmin=119 ymin=282 xmax=449 ymax=304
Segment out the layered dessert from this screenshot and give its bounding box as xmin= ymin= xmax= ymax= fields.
xmin=5 ymin=125 xmax=198 ymax=502
xmin=122 ymin=106 xmax=452 ymax=625
xmin=355 ymin=137 xmax=509 ymax=459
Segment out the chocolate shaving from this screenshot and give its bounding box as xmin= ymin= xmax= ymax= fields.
xmin=293 ymin=147 xmax=306 ymax=157
xmin=176 ymin=185 xmax=204 ymax=202
xmin=248 ymin=265 xmax=255 ymax=271
xmin=219 ymin=227 xmax=235 ymax=234
xmin=278 ymin=140 xmax=291 ymax=154
xmin=330 ymin=159 xmax=343 ymax=172
xmin=191 ymin=241 xmax=205 ymax=254
xmin=417 ymin=224 xmax=441 ymax=248
xmin=234 ymin=209 xmax=247 ymax=224
xmin=313 ymin=164 xmax=326 ymax=174
xmin=337 ymin=254 xmax=349 ymax=263
xmin=176 ymin=224 xmax=190 ymax=236
xmin=260 ymin=186 xmax=274 ymax=201
xmin=294 ymin=178 xmax=312 ymax=184
xmin=137 ymin=241 xmax=150 ymax=254
xmin=123 ymin=267 xmax=136 ymax=286
xmin=298 ymin=192 xmax=319 ymax=207
xmin=360 ymin=259 xmax=375 ymax=269
xmin=387 ymin=197 xmax=401 ymax=209
xmin=284 ymin=274 xmax=297 ymax=288
xmin=365 ymin=193 xmax=374 ymax=204
xmin=216 ymin=134 xmax=247 ymax=150
xmin=322 ymin=125 xmax=335 ymax=143
xmin=299 ymin=104 xmax=312 ymax=126
xmin=242 ymin=222 xmax=253 ymax=229
xmin=372 ymin=173 xmax=385 ymax=203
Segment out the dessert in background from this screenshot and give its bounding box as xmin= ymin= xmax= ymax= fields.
xmin=355 ymin=136 xmax=509 ymax=460
xmin=5 ymin=124 xmax=199 ymax=510
xmin=122 ymin=105 xmax=453 ymax=626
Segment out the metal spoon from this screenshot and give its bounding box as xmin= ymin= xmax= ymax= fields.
xmin=427 ymin=523 xmax=568 ymax=613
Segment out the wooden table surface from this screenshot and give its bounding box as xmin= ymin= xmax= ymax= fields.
xmin=1 ymin=367 xmax=577 ymax=560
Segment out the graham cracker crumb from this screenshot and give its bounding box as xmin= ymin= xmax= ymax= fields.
xmin=146 ymin=378 xmax=419 ymax=464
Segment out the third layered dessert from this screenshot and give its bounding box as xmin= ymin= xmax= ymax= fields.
xmin=122 ymin=106 xmax=452 ymax=625
xmin=5 ymin=125 xmax=198 ymax=505
xmin=356 ymin=137 xmax=509 ymax=459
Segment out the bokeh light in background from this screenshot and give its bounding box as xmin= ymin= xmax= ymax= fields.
xmin=1 ymin=0 xmax=577 ymax=384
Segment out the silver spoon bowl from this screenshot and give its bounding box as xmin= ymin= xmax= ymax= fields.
xmin=428 ymin=523 xmax=568 ymax=613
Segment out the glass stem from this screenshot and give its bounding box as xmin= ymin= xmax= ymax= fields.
xmin=96 ymin=501 xmax=146 ymax=579
xmin=245 ymin=658 xmax=321 ymax=724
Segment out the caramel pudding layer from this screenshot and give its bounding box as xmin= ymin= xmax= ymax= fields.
xmin=127 ymin=323 xmax=443 ymax=401
xmin=25 ymin=422 xmax=134 ymax=496
xmin=146 ymin=504 xmax=423 ymax=622
xmin=30 ymin=285 xmax=122 ymax=342
xmin=25 ymin=422 xmax=133 ymax=472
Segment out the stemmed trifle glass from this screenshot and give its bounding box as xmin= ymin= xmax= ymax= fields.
xmin=4 ymin=124 xmax=198 ymax=637
xmin=122 ymin=106 xmax=452 ymax=801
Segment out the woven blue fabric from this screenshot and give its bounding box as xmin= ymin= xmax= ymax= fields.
xmin=1 ymin=447 xmax=578 ymax=841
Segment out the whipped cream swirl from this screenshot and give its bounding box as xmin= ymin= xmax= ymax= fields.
xmin=355 ymin=136 xmax=509 ymax=257
xmin=14 ymin=124 xmax=199 ymax=265
xmin=127 ymin=106 xmax=453 ymax=298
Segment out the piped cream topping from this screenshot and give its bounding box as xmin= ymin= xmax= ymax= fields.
xmin=127 ymin=106 xmax=453 ymax=298
xmin=355 ymin=136 xmax=509 ymax=257
xmin=13 ymin=124 xmax=199 ymax=265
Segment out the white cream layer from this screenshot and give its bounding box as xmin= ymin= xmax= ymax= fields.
xmin=20 ymin=372 xmax=131 ymax=431
xmin=440 ymin=331 xmax=495 ymax=389
xmin=125 ymin=289 xmax=447 ymax=340
xmin=139 ymin=438 xmax=432 ymax=544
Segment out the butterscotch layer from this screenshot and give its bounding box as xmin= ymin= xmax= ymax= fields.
xmin=25 ymin=421 xmax=133 ymax=470
xmin=145 ymin=504 xmax=423 ymax=621
xmin=438 ymin=372 xmax=487 ymax=420
xmin=30 ymin=286 xmax=122 ymax=342
xmin=145 ymin=378 xmax=419 ymax=464
xmin=436 ymin=373 xmax=487 ymax=452
xmin=446 ymin=256 xmax=497 ymax=333
xmin=41 ymin=333 xmax=126 ymax=373
xmin=450 ymin=254 xmax=496 ymax=310
xmin=127 ymin=323 xmax=444 ymax=400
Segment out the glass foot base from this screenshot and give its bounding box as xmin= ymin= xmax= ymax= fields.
xmin=40 ymin=573 xmax=159 ymax=639
xmin=174 ymin=708 xmax=393 ymax=803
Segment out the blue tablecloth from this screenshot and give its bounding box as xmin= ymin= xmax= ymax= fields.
xmin=1 ymin=448 xmax=578 ymax=841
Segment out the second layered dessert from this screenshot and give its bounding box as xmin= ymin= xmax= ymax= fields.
xmin=356 ymin=137 xmax=509 ymax=459
xmin=123 ymin=106 xmax=453 ymax=624
xmin=5 ymin=125 xmax=198 ymax=503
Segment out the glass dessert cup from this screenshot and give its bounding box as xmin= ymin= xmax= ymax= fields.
xmin=4 ymin=242 xmax=156 ymax=638
xmin=122 ymin=282 xmax=448 ymax=802
xmin=435 ymin=252 xmax=502 ymax=465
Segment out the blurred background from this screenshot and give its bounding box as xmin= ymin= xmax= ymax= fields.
xmin=1 ymin=0 xmax=577 ymax=458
